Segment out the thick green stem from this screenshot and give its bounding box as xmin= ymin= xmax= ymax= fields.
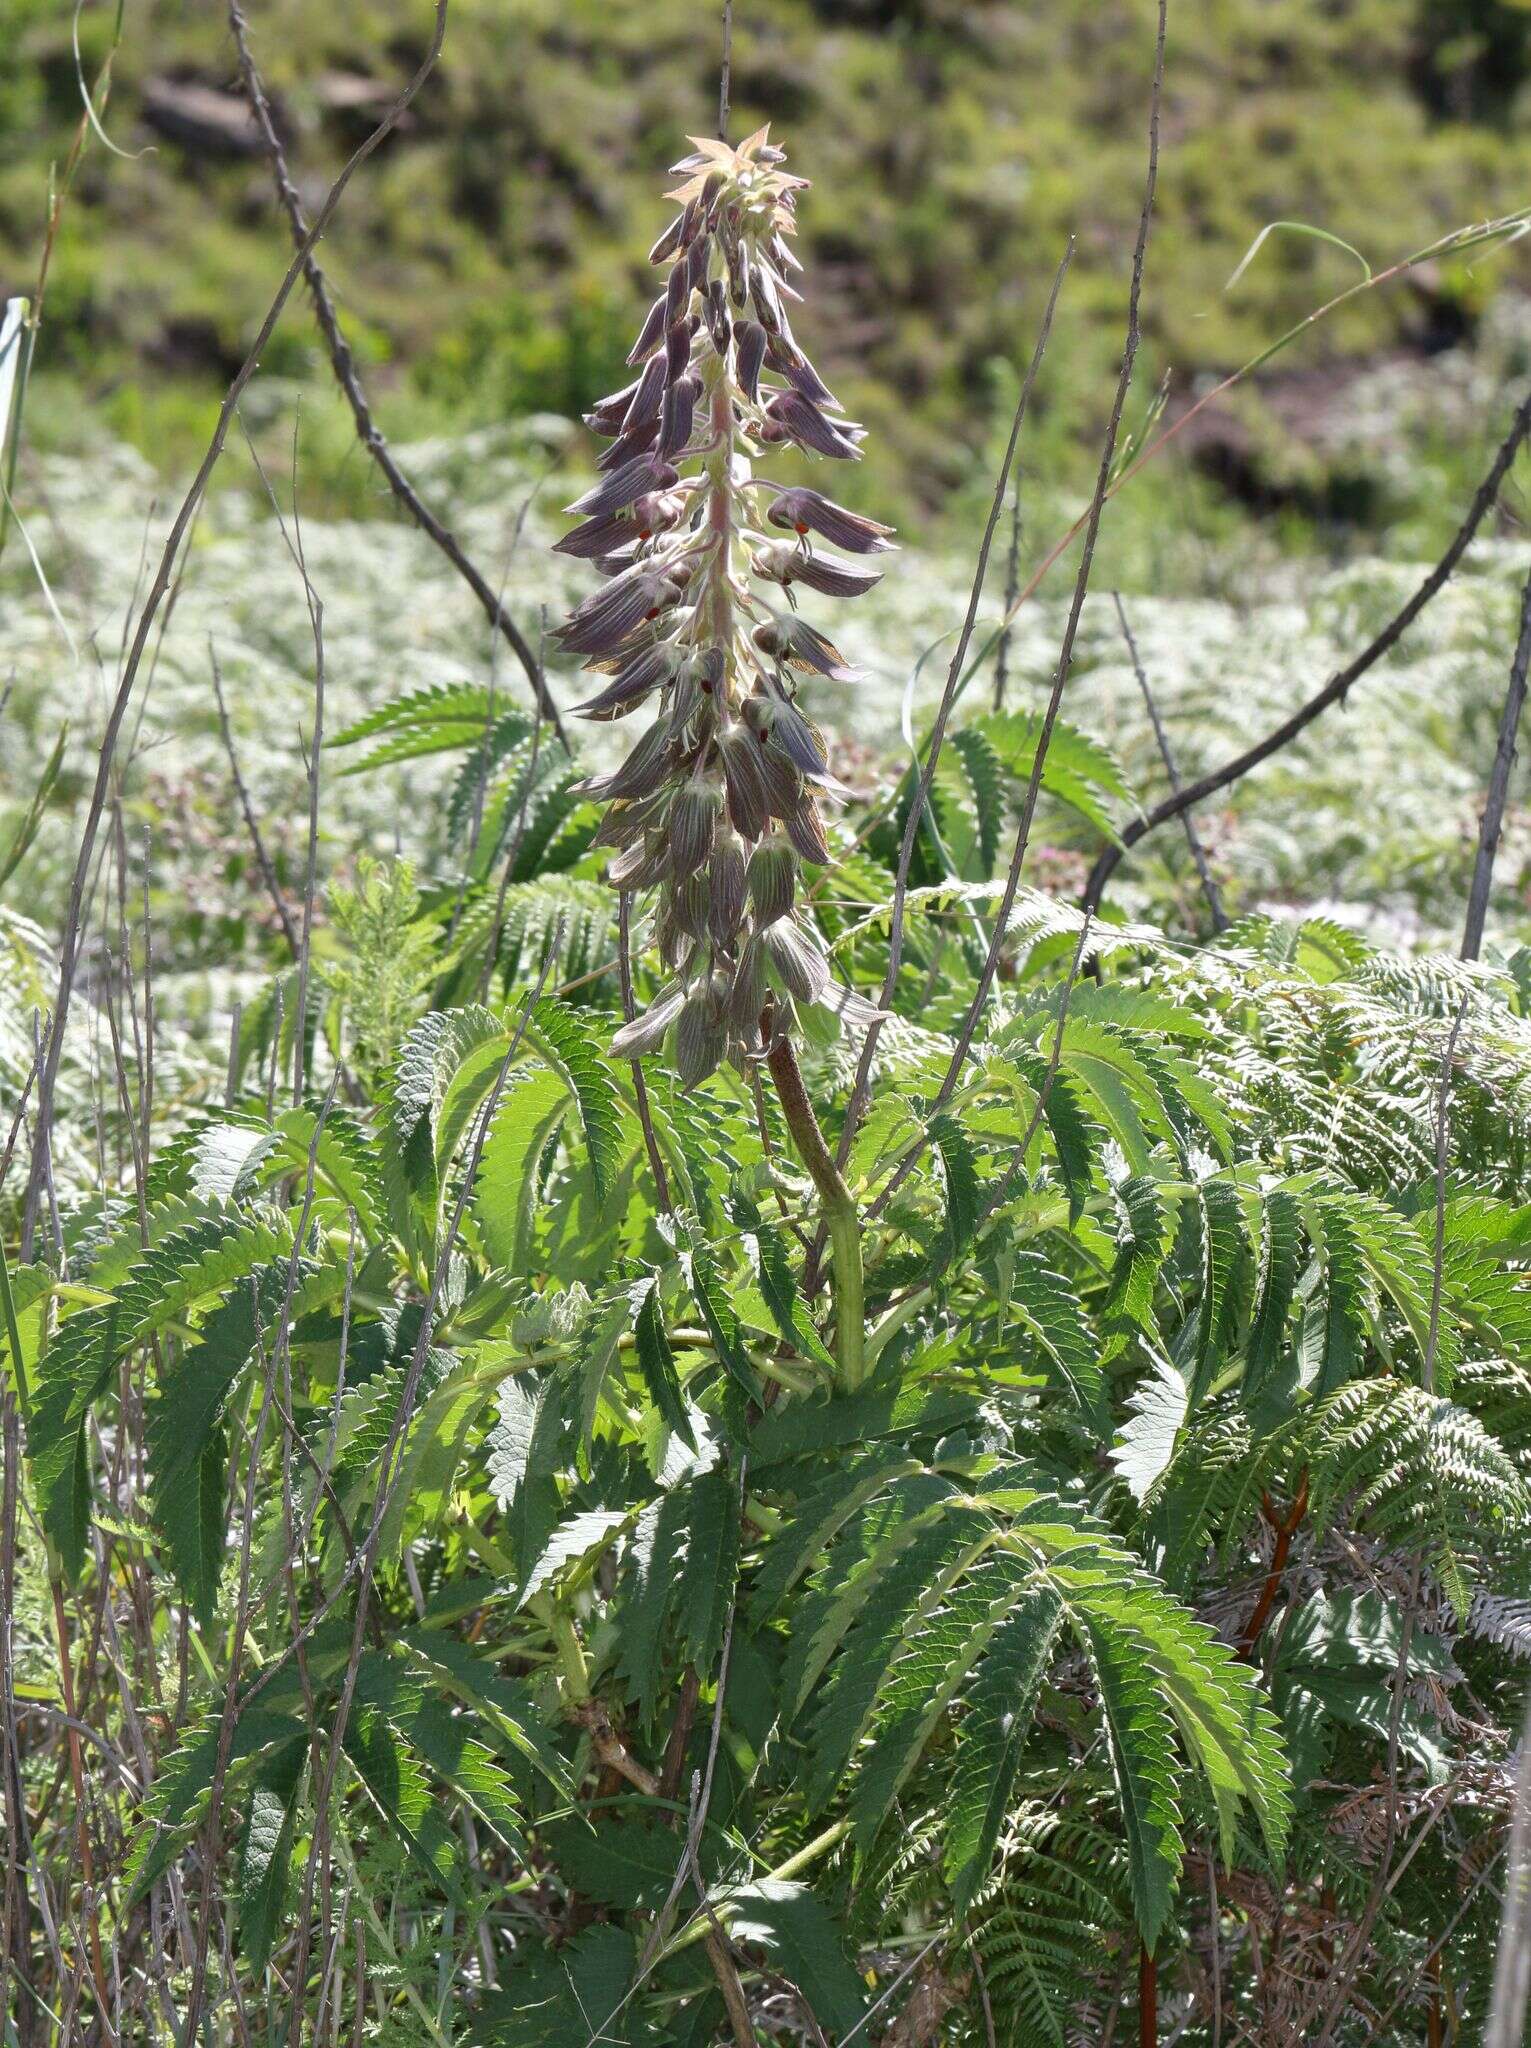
xmin=765 ymin=1033 xmax=865 ymax=1391
xmin=0 ymin=1232 xmax=31 ymax=1417
xmin=667 ymin=1820 xmax=852 ymax=1959
xmin=531 ymin=1598 xmax=589 ymax=1700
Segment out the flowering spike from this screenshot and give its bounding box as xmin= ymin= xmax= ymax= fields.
xmin=555 ymin=129 xmax=892 ymax=1082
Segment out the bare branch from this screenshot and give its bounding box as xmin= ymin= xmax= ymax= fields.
xmin=226 ymin=0 xmax=568 ymax=747
xmin=1112 ymin=591 xmax=1226 ymax=931
xmin=211 ymin=646 xmax=298 ymax=955
xmin=846 ymin=0 xmax=1166 ymax=1230
xmin=1462 ymin=559 xmax=1531 ymax=960
xmin=1083 ymin=382 xmax=1531 ymax=917
xmin=20 ymin=0 xmax=453 ymax=1256
xmin=833 ymin=242 xmax=1072 ymax=1173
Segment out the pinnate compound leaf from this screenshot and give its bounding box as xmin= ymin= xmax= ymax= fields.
xmin=475 ymin=1926 xmax=644 ymax=2046
xmin=147 ymin=1260 xmax=294 ymax=1627
xmin=1077 ymin=1611 xmax=1183 ymax=1946
xmin=850 ymin=1550 xmax=1034 ymax=1840
xmin=473 ymin=1067 xmax=568 ymax=1271
xmin=533 ymin=996 xmax=624 ymax=1204
xmin=1010 ymin=1252 xmax=1103 ymax=1422
xmin=125 ymin=1707 xmax=303 ymax=1900
xmin=488 ymin=1366 xmax=572 ymax=1584
xmin=683 ymin=1239 xmax=761 ymax=1404
xmin=1112 ymin=1355 xmax=1188 ymax=1507
xmin=31 ymin=1215 xmax=290 ymax=1573
xmin=539 ymin=1810 xmax=697 ymax=1911
xmin=1246 ymin=1186 xmax=1303 ymax=1400
xmin=674 ymin=1466 xmax=740 ymax=1672
xmin=931 ymin=1111 xmax=982 ymax=1256
xmin=945 ymin=1585 xmax=1064 ymax=1915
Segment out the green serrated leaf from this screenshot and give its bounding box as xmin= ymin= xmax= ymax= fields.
xmin=236 ymin=1739 xmax=306 ymax=1973
xmin=950 ymin=725 xmax=1007 ymax=877
xmin=727 ymin=1880 xmax=868 ymax=2036
xmin=474 ymin=1066 xmax=568 ymax=1272
xmin=31 ymin=1215 xmax=291 ymax=1574
xmin=684 ymin=1241 xmax=761 ymax=1405
xmin=632 ymin=1274 xmax=694 ymax=1443
xmin=931 ymin=1112 xmax=982 ymax=1256
xmin=674 ymin=1466 xmax=740 ymax=1673
xmin=726 ymin=1186 xmax=835 ymax=1372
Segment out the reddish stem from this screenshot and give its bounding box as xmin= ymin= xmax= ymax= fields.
xmin=1237 ymin=1469 xmax=1310 ymax=1661
xmin=1139 ymin=1940 xmax=1158 ymax=2048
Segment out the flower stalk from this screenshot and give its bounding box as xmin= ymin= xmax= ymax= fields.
xmin=765 ymin=1027 xmax=865 ymax=1388
xmin=556 ymin=126 xmax=890 ymax=1388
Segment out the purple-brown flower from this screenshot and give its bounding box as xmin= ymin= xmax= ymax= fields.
xmin=556 ymin=127 xmax=895 ymax=1083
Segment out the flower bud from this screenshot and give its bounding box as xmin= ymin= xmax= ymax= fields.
xmin=765 ymin=697 xmax=830 ymax=779
xmin=763 ymin=919 xmax=830 ymax=1005
xmin=670 ymin=870 xmax=712 ymax=941
xmin=719 ymin=727 xmax=771 ymax=840
xmin=586 ymin=375 xmax=642 ymax=433
xmin=764 ymin=488 xmax=894 ymax=552
xmin=746 ymin=835 xmax=797 ymax=927
xmin=750 ymin=268 xmax=783 ymax=334
xmin=579 ymin=717 xmax=672 ymax=803
xmin=706 ymin=280 xmax=732 ymax=355
xmin=771 ymin=341 xmax=839 ymax=412
xmin=568 ymin=455 xmax=678 ymax=522
xmin=665 ymin=318 xmax=695 ymax=381
xmin=668 ymin=781 xmax=722 ymax=881
xmin=724 ymin=230 xmax=750 ymax=308
xmin=596 ymin=416 xmax=660 ymax=471
xmin=627 ymin=293 xmax=667 ymax=365
xmin=608 ymin=835 xmax=669 ymax=891
xmin=591 ymin=788 xmax=664 ymax=850
xmin=709 ymin=829 xmax=747 ymax=946
xmin=648 ymin=213 xmax=686 ymax=265
xmin=676 ymin=980 xmax=727 ymax=1087
xmin=665 ymin=254 xmax=693 ymax=327
xmin=764 ymin=390 xmax=861 ymax=461
xmin=782 ymin=795 xmax=831 ymax=867
xmin=612 ymin=985 xmax=685 ymax=1058
xmin=789 ymin=552 xmax=883 ymax=599
xmin=556 ymin=512 xmax=640 ymax=561
xmin=622 ymin=353 xmax=668 ymax=434
xmin=735 ymin=320 xmax=767 ymax=402
xmin=729 ymin=940 xmax=768 ymax=1034
xmin=658 ymin=375 xmax=698 ymax=460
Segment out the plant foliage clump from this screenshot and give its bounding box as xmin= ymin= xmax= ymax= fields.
xmin=4 ymin=91 xmax=1531 ymax=2048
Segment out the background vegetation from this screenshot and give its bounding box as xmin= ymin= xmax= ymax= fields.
xmin=7 ymin=0 xmax=1531 ymax=515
